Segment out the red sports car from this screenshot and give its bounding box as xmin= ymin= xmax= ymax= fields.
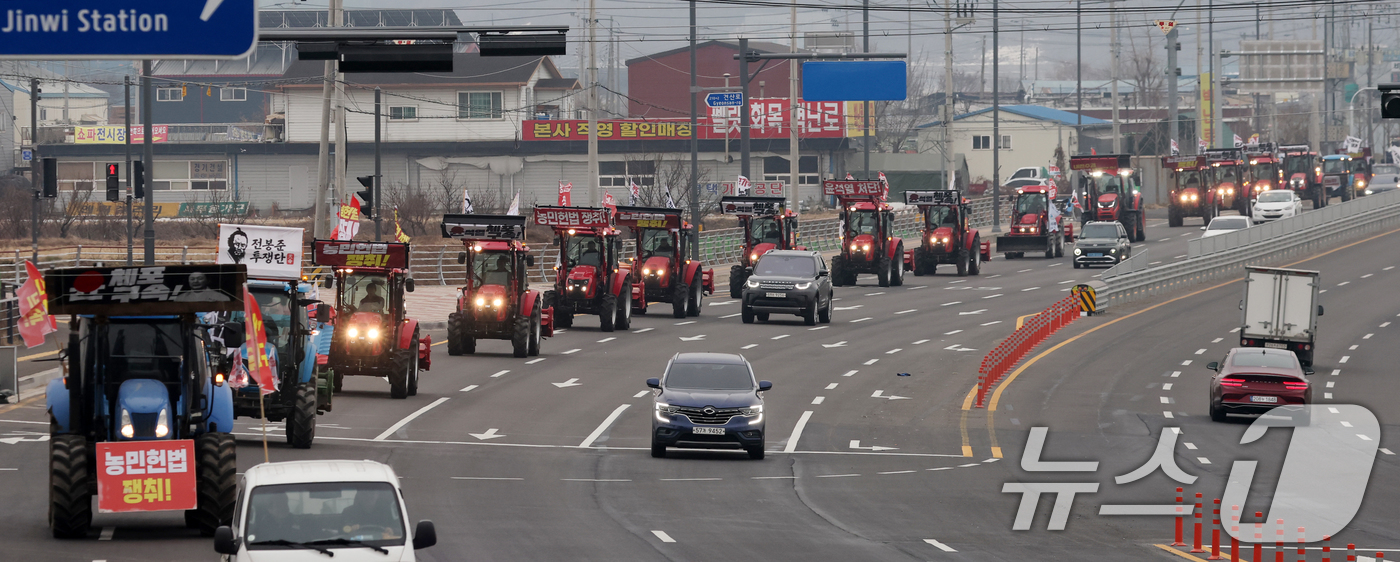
xmin=1207 ymin=347 xmax=1311 ymax=422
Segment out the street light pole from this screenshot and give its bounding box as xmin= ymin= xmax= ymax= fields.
xmin=992 ymin=0 xmax=1001 ymax=232
xmin=142 ymin=60 xmax=155 ymax=265
xmin=862 ymin=0 xmax=870 ymax=178
xmin=740 ymin=38 xmax=752 ymax=180
xmin=125 ymin=75 xmax=133 ymax=266
xmin=374 ymin=87 xmax=382 ymax=241
xmin=689 ymin=0 xmax=701 ymax=254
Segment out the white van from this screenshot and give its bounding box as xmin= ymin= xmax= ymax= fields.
xmin=215 ymin=460 xmax=437 ymax=561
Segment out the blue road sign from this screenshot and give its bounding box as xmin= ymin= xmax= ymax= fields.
xmin=1 ymin=0 xmax=258 ymax=59
xmin=802 ymin=61 xmax=908 ymax=102
xmin=705 ymin=92 xmax=744 ymax=108
xmin=21 ymin=150 xmax=33 ymax=163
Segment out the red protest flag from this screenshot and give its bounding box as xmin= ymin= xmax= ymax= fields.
xmin=242 ymin=288 xmax=277 ymax=396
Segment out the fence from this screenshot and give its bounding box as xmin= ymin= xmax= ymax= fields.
xmin=974 ymin=294 xmax=1082 ymax=408
xmin=1100 ymin=189 xmax=1400 ymax=309
xmin=0 ymin=195 xmax=1005 ymax=287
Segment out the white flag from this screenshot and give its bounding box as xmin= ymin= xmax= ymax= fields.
xmin=1199 ymin=138 xmax=1208 ymax=152
xmin=948 ymin=170 xmax=956 ymax=191
xmin=664 ymin=188 xmax=677 ymax=209
xmin=629 ymin=181 xmax=641 ymax=205
xmin=461 ymin=187 xmax=474 ymax=214
xmin=1233 ymin=134 xmax=1244 ymax=148
xmin=737 ymin=175 xmax=751 ymax=195
xmin=1170 ymin=139 xmax=1180 ymax=156
xmin=1343 ymin=136 xmax=1362 ymax=154
xmin=506 ymin=192 xmax=520 ymax=215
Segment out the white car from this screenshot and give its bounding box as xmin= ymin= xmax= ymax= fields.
xmin=1201 ymin=215 xmax=1253 ymax=238
xmin=1251 ymin=190 xmax=1302 ymax=222
xmin=215 ymin=460 xmax=437 ymax=561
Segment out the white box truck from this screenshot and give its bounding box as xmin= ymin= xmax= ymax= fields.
xmin=1239 ymin=266 xmax=1323 ymax=367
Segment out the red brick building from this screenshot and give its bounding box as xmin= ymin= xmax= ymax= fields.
xmin=626 ymin=40 xmax=803 ymax=118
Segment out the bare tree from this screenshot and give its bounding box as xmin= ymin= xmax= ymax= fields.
xmin=1274 ymin=101 xmax=1313 ymax=144
xmin=872 ymin=54 xmax=940 ymax=154
xmin=1126 ymin=33 xmax=1164 ymax=108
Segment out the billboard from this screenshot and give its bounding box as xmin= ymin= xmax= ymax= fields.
xmin=523 ymin=98 xmax=846 ymax=141
xmin=1235 ymin=41 xmax=1325 ymax=94
xmin=75 ymin=125 xmax=168 ymax=144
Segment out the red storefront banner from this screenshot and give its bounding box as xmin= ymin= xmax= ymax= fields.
xmin=97 ymin=440 xmax=197 ymax=513
xmin=524 ymin=99 xmax=847 ymax=141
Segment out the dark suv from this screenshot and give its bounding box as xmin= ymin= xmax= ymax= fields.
xmin=648 ymin=352 xmax=771 ymax=459
xmin=1072 ymin=221 xmax=1132 ymax=268
xmin=740 ymin=250 xmax=833 ymax=325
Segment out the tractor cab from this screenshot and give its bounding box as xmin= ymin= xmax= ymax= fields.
xmin=441 ymin=214 xmax=552 ymax=357
xmin=904 ymin=189 xmax=989 ymax=276
xmin=1072 ymin=153 xmax=1144 ymax=241
xmin=823 ymin=180 xmax=905 ymax=287
xmin=720 ymin=196 xmax=802 ymax=297
xmin=616 ymin=206 xmax=714 ymax=318
xmin=1244 ymin=142 xmax=1280 ymax=196
xmin=534 ymin=206 xmax=632 ymax=331
xmin=1163 ymin=155 xmax=1214 ymax=227
xmin=1204 ymin=148 xmax=1247 ymax=213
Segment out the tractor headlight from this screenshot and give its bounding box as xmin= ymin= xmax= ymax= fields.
xmin=493 ymin=298 xmax=503 ymax=307
xmin=863 ymin=244 xmax=871 ymax=252
xmin=1357 ymin=180 xmax=1366 ymax=187
xmin=348 ymin=327 xmax=359 ymax=338
xmin=1180 ymin=194 xmax=1190 ymax=202
xmin=642 ymin=268 xmax=650 ymax=275
xmin=851 ymin=243 xmax=859 ymax=251
xmin=750 ymin=253 xmax=759 ymax=262
xmin=367 ymin=328 xmax=380 ymax=340
xmin=155 ymin=408 xmax=169 ymax=438
xmin=475 ymin=297 xmax=487 ymax=307
xmin=120 ymin=409 xmax=134 ymax=439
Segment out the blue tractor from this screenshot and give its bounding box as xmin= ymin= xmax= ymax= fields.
xmin=213 ymin=279 xmax=333 ymax=449
xmin=44 ymin=264 xmax=245 ymax=538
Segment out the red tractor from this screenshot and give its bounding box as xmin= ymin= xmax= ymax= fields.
xmin=441 ymin=214 xmax=553 ymax=358
xmin=1164 ymin=155 xmax=1217 ymax=226
xmin=534 ymin=205 xmax=633 ymax=331
xmin=1244 ymin=142 xmax=1281 ymax=201
xmin=903 ymin=189 xmax=990 ymax=276
xmin=1280 ymin=144 xmax=1325 ymax=208
xmin=1072 ymin=153 xmax=1145 ymax=241
xmin=824 ymin=180 xmax=905 ymax=287
xmin=719 ymin=196 xmax=804 ymax=298
xmin=615 ymin=206 xmax=714 ymax=318
xmin=312 ymin=240 xmax=431 ymax=399
xmin=1205 ymin=148 xmax=1249 ymax=216
xmin=995 ymin=184 xmax=1072 ymax=259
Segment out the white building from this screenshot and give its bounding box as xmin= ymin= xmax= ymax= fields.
xmin=916 ymin=105 xmax=1109 ymax=184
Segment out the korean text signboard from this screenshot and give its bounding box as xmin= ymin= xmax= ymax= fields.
xmin=532 ymin=206 xmax=612 ymax=228
xmin=614 ymin=207 xmax=682 ymax=229
xmin=46 ymin=265 xmax=246 ymax=316
xmin=97 ymin=440 xmax=196 ymax=513
xmin=440 ymin=214 xmax=527 ymax=240
xmin=822 ymin=180 xmax=885 ymax=197
xmin=904 ymin=190 xmax=961 ymax=205
xmin=719 ymin=196 xmax=786 ymax=216
xmin=75 ymin=125 xmax=167 ymax=144
xmin=217 ymin=224 xmax=303 ymax=281
xmin=523 ymin=99 xmax=846 ymax=141
xmin=705 ymin=181 xmax=785 ymax=197
xmin=311 ymin=240 xmax=410 ymax=269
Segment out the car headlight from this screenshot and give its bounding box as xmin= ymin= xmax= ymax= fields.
xmin=475 ymin=296 xmax=486 ymax=307
xmin=367 ymin=328 xmax=380 ymax=339
xmin=741 ymin=404 xmax=764 ymax=424
xmin=493 ymin=298 xmax=503 ymax=307
xmin=746 ymin=279 xmax=760 ymax=288
xmin=155 ymin=408 xmax=169 ymax=438
xmin=794 ymin=282 xmax=811 ymax=290
xmin=120 ymin=408 xmax=134 ymax=438
xmin=655 ymin=402 xmax=679 ymax=422
xmin=1108 ymin=248 xmax=1117 ymax=254
xmin=348 ymin=326 xmax=359 ymax=338
xmin=1073 ymin=248 xmax=1081 ymax=255
xmin=1365 ymin=189 xmax=1373 ymax=195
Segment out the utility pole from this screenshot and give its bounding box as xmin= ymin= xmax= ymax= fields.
xmin=1076 ymin=0 xmax=1082 ymax=153
xmin=374 ymin=87 xmax=382 ymax=241
xmin=863 ymin=0 xmax=870 ymax=178
xmin=1208 ymin=0 xmax=1215 ymax=148
xmin=30 ymin=77 xmax=39 ymax=263
xmin=314 ymin=0 xmax=341 ymax=239
xmin=740 ymin=37 xmax=752 ymax=179
xmin=992 ymin=0 xmax=1000 ymax=231
xmin=142 ymin=60 xmax=155 ymax=264
xmin=1110 ymin=0 xmax=1121 ymax=153
xmin=1366 ymin=19 xmax=1374 ymax=151
xmin=944 ymin=0 xmax=954 ymax=189
xmin=1167 ymin=26 xmax=1179 ymax=156
xmin=125 ymin=76 xmax=133 ymax=266
xmin=689 ymin=0 xmax=701 ymax=253
xmin=1195 ymin=0 xmax=1202 ymax=152
xmin=790 ymin=0 xmax=801 ymax=217
xmin=587 ymin=0 xmax=600 ymax=205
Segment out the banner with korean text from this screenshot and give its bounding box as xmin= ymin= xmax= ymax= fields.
xmin=97 ymin=440 xmax=197 ymax=513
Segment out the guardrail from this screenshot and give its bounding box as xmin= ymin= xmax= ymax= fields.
xmin=1099 ymin=189 xmax=1400 ymax=309
xmin=1187 ymin=191 xmax=1400 ymax=257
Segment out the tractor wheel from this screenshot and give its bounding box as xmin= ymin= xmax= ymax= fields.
xmin=528 ymin=303 xmax=542 ymax=357
xmin=1135 ymin=212 xmax=1146 ymax=242
xmin=446 ymin=313 xmax=464 ymax=356
xmin=956 ymin=249 xmax=968 ymax=276
xmin=1341 ymin=185 xmax=1353 ymax=202
xmin=889 ymin=246 xmax=904 ymax=286
xmin=969 ymin=242 xmax=982 ymax=276
xmin=802 ymin=302 xmax=817 ymax=326
xmin=512 ymin=312 xmax=530 ymax=358
xmin=818 ymin=292 xmax=832 ymax=323
xmin=600 ymin=293 xmax=618 ymax=332
xmin=406 ymin=331 xmax=420 ymax=397
xmin=876 ymin=257 xmax=890 ymax=287
xmin=333 ymin=372 xmax=344 ymax=393
xmin=686 ymin=273 xmax=703 ymax=317
xmin=1044 ymin=235 xmax=1056 ymax=259
xmin=741 ymin=303 xmax=755 ymax=324
xmin=671 ymin=283 xmax=688 ymax=319
xmin=48 ymin=434 xmax=91 ymax=539
xmin=912 ymin=249 xmax=926 ymax=276
xmin=1168 ymin=206 xmax=1183 ymax=227
xmin=549 ymin=290 xmax=573 ymax=329
xmin=286 ymin=382 xmax=317 ymax=449
xmin=830 ymin=256 xmax=846 ymax=286
xmin=1314 ymin=189 xmax=1325 ymax=209
xmin=189 ymin=433 xmax=236 ymax=536
xmin=616 ymin=281 xmax=633 ymax=329
xmin=463 ymin=335 xmax=477 ymax=354
xmin=389 ymin=355 xmax=409 ymax=399
xmin=1055 ymin=233 xmax=1065 ymax=257
xmin=729 ymin=265 xmax=746 ymax=298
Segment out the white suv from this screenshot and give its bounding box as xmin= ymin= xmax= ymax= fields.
xmin=215 ymin=460 xmax=437 ymax=561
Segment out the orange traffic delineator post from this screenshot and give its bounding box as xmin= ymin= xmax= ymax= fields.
xmin=1347 ymin=543 xmax=1356 ymax=562
xmin=1229 ymin=504 xmax=1241 ymax=562
xmin=1275 ymin=518 xmax=1285 ymax=562
xmin=1172 ymin=488 xmax=1185 ymax=546
xmin=1253 ymin=512 xmax=1264 ymax=562
xmin=1321 ymin=535 xmax=1331 ymax=562
xmin=1192 ymin=493 xmax=1206 ymax=553
xmin=1209 ymin=498 xmax=1222 ymax=560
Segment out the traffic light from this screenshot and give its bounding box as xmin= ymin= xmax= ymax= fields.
xmin=1382 ymin=85 xmax=1400 ymax=119
xmin=41 ymin=158 xmax=57 ymax=198
xmin=355 ymin=175 xmax=375 ymax=219
xmin=105 ymin=163 xmax=120 ymax=202
xmin=132 ymin=160 xmax=146 ymax=199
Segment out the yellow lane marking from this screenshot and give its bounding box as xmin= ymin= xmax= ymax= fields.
xmin=18 ymin=350 xmax=60 ymax=362
xmin=1015 ymin=312 xmax=1040 ymax=329
xmin=1154 ymin=544 xmax=1212 ymax=561
xmin=959 ymin=384 xmax=978 ymax=456
xmin=431 ymin=340 xmax=448 ymax=347
xmin=990 ymin=446 xmax=1003 ymax=458
xmin=961 ymin=383 xmax=979 ymax=410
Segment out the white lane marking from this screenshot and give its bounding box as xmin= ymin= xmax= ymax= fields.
xmin=1385 ymin=266 xmax=1396 ymax=271
xmin=1212 ymin=338 xmax=1224 ymax=343
xmin=1340 ymin=356 xmax=1350 ymax=363
xmin=809 ymin=326 xmax=829 ymax=331
xmin=1195 ymin=348 xmax=1207 ymax=355
xmin=822 ymin=341 xmax=848 ymax=348
xmin=783 ymin=411 xmax=814 ymax=453
xmin=1381 ymin=448 xmax=1395 ymax=455
xmin=720 ymin=313 xmax=742 ymax=319
xmin=678 ymin=335 xmax=706 ymax=341
xmin=1022 ymin=287 xmax=1041 ymax=292
xmin=879 ymin=470 xmax=917 ymax=475
xmin=708 ymin=300 xmax=736 ymax=306
xmin=742 ymin=344 xmax=758 ymax=349
xmin=834 ymin=305 xmax=864 ymax=311
xmin=752 ymin=476 xmax=799 ymax=479
xmin=941 ymin=301 xmax=962 ymax=306
xmin=1338 ymin=281 xmax=1350 ymax=286
xmin=1160 ymin=397 xmax=1171 ymax=404
xmin=924 ymin=539 xmax=957 ymax=552
xmin=651 ymin=530 xmax=677 ymax=543
xmin=561 ymin=348 xmax=581 ymax=355
xmin=1364 ymin=333 xmax=1373 ymax=339
xmin=811 ymin=396 xmax=825 ymax=405
xmin=526 ymin=358 xmax=546 ymax=364
xmin=944 ymin=330 xmax=963 ymax=335
xmin=1163 ymin=412 xmax=1174 ymax=418
xmin=1047 ymin=263 xmax=1062 ymax=267
xmin=597 ymin=337 xmax=616 ymax=343
xmin=980 ymin=320 xmax=1002 ymax=326
xmin=863 ymin=359 xmax=879 ymax=365
xmin=562 ymin=478 xmax=631 ymax=482
xmin=459 ymin=384 xmax=479 ymax=392
xmin=842 ymin=370 xmax=858 ymax=377
xmin=633 ymin=391 xmax=650 ymax=398
xmin=1341 ymin=421 xmax=1353 ymax=427
xmin=1058 ymin=279 xmax=1077 ymax=284
xmin=1162 ymin=383 xmax=1173 ymax=391
xmin=1197 ymin=457 xmax=1212 ymax=465
xmin=1181 ymin=360 xmax=1193 ymax=366
xmin=1184 ymin=442 xmax=1197 ymax=450
xmin=886 ymin=348 xmax=903 ymax=354
xmin=989 ymin=273 xmax=1007 ymax=277
xmin=1362 ymin=274 xmax=1374 ymax=278
xmin=99 ymin=527 xmax=114 ymax=541
xmin=1018 ymin=268 xmax=1033 ymax=273
xmin=1331 ymin=369 xmax=1341 ymax=376
xmin=912 ymin=339 xmax=930 ymax=344
xmin=676 ymin=321 xmax=696 ymax=325
xmin=490 ymin=370 xmax=510 ymax=378
xmin=958 ymin=309 xmax=987 ymax=316
xmin=1329 ymin=407 xmax=1340 ymax=413
xmin=451 ymin=477 xmax=523 ymax=480
xmin=907 ymin=285 xmax=928 ymax=291
xmin=851 ymin=317 xmax=873 ymax=323
xmin=1325 ymin=393 xmax=1334 ymax=399
xmin=554 ymin=330 xmax=567 ymax=334
xmin=1383 ymin=322 xmax=1393 ymax=328
xmin=1230 ymin=327 xmax=1240 ymax=333
xmin=1170 ymin=371 xmax=1181 ymax=378
xmin=1149 ymin=261 xmax=1163 ymax=265
xmin=578 ymin=404 xmax=631 ymax=448
xmin=816 ymin=474 xmax=860 ymax=478
xmin=896 ymin=309 xmax=918 ymax=314
xmin=772 ymin=334 xmax=790 ymax=340
xmin=927 ymin=467 xmax=953 ymax=471
xmin=553 ymin=378 xmax=582 ymax=388
xmin=949 ymin=280 xmax=967 ymax=284
xmin=374 ymin=397 xmax=450 ymax=441
xmin=1320 ymin=290 xmax=1328 ymax=294
xmin=633 ymin=327 xmax=655 ymax=333
xmin=1350 ymin=345 xmax=1359 ymax=350
xmin=661 ymin=478 xmax=723 ymax=481
xmin=825 ymin=383 xmax=839 ymax=390
xmin=982 ymin=293 xmax=1003 ymax=299
xmin=1357 ymin=434 xmax=1374 ymax=441
xmin=468 ymin=428 xmax=505 ymax=441
xmin=865 ymin=292 xmax=886 ymax=296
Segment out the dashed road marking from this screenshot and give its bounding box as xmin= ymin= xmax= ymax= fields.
xmin=651 ymin=530 xmax=677 ymax=543
xmin=980 ymin=320 xmax=1002 ymax=326
xmin=708 ymin=300 xmax=736 ymax=306
xmin=941 ymin=301 xmax=962 ymax=306
xmin=1058 ymin=279 xmax=1077 ymax=284
xmin=597 ymin=337 xmax=615 ymax=343
xmin=1349 ymin=344 xmax=1359 ymax=350
xmin=809 ymin=326 xmax=829 ymax=331
xmin=1364 ymin=333 xmax=1374 ymax=339
xmin=1163 ymin=412 xmax=1174 ymax=418
xmin=490 ymin=370 xmax=510 ymax=378
xmin=913 ymin=339 xmax=929 ymax=344
xmin=906 ymin=285 xmax=928 ymax=290
xmin=924 ymin=539 xmax=957 ymax=552
xmin=633 ymin=391 xmax=650 ymax=398
xmin=864 ymin=359 xmax=879 ymax=365
xmin=1329 ymin=407 xmax=1340 ymax=413
xmin=1212 ymin=338 xmax=1223 ymax=343
xmin=742 ymin=344 xmax=758 ymax=349
xmin=720 ymin=313 xmax=741 ymax=319
xmin=1160 ymin=397 xmax=1171 ymax=404
xmin=1331 ymin=369 xmax=1341 ymax=376
xmin=811 ymin=396 xmax=825 ymax=405
xmin=825 ymin=383 xmax=839 ymax=390
xmin=1325 ymin=393 xmax=1334 ymax=399
xmin=842 ymin=370 xmax=858 ymax=377
xmin=1018 ymin=268 xmax=1033 ymax=273
xmin=1184 ymin=442 xmax=1196 ymax=450
xmin=1381 ymin=448 xmax=1395 ymax=455
xmin=633 ymin=327 xmax=655 ymax=333
xmin=526 ymin=358 xmax=546 ymax=364
xmin=660 ymin=478 xmax=723 ymax=481
xmin=982 ymin=293 xmax=1003 ymax=299
xmin=1149 ymin=261 xmax=1163 ymax=265
xmin=944 ymin=330 xmax=963 ymax=335
xmin=772 ymin=334 xmax=790 ymax=340
xmin=1047 ymin=263 xmax=1062 ymax=267
xmin=1340 ymin=356 xmax=1350 ymax=363
xmin=816 ymin=473 xmax=860 ymax=478
xmin=897 ymin=309 xmax=918 ymax=314
xmin=451 ymin=477 xmax=524 ymax=481
xmin=886 ymin=348 xmax=903 ymax=354
xmin=459 ymin=385 xmax=479 ymax=392
xmin=99 ymin=527 xmax=114 ymax=541
xmin=1195 ymin=348 xmax=1206 ymax=355
xmin=1362 ymin=274 xmax=1374 ymax=278
xmin=1357 ymin=434 xmax=1373 ymax=441
xmin=851 ymin=317 xmax=873 ymax=323
xmin=879 ymin=470 xmax=917 ymax=475
xmin=1338 ymin=281 xmax=1350 ymax=286
xmin=1341 ymin=421 xmax=1353 ymax=427
xmin=1181 ymin=360 xmax=1192 ymax=366
xmin=1162 ymin=383 xmax=1173 ymax=390
xmin=1230 ymin=327 xmax=1240 ymax=333
xmin=561 ymin=348 xmax=581 ymax=355
xmin=675 ymin=320 xmax=696 ymax=325
xmin=1197 ymin=457 xmax=1211 ymax=465
xmin=1382 ymin=322 xmax=1392 ymax=328
xmin=1170 ymin=371 xmax=1181 ymax=378
xmin=865 ymin=292 xmax=886 ymax=296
